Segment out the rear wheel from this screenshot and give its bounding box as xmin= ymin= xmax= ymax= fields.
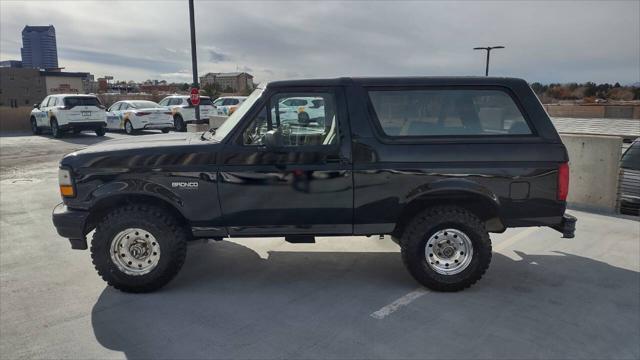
xmin=161 ymin=128 xmax=170 ymax=133
xmin=400 ymin=206 xmax=492 ymax=292
xmin=174 ymin=115 xmax=186 ymax=132
xmin=95 ymin=127 xmax=106 ymax=137
xmin=51 ymin=118 xmax=62 ymax=138
xmin=91 ymin=205 xmax=188 ymax=293
xmin=124 ymin=120 xmax=135 ymax=135
xmin=30 ymin=117 xmax=41 ymax=135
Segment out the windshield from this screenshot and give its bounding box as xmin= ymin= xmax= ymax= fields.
xmin=203 ymin=85 xmax=265 ymax=141
xmin=130 ymin=101 xmax=161 ymax=109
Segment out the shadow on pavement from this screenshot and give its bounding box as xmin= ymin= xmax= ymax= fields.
xmin=90 ymin=241 xmax=640 ymax=359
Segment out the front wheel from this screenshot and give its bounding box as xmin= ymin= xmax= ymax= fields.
xmin=91 ymin=205 xmax=188 ymax=293
xmin=95 ymin=127 xmax=106 ymax=137
xmin=161 ymin=128 xmax=170 ymax=133
xmin=31 ymin=117 xmax=41 ymax=135
xmin=400 ymin=206 xmax=492 ymax=292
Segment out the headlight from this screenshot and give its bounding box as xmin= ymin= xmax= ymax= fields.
xmin=58 ymin=168 xmax=75 ymax=197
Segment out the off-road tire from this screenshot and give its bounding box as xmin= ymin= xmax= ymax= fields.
xmin=400 ymin=206 xmax=492 ymax=292
xmin=95 ymin=127 xmax=106 ymax=137
xmin=51 ymin=118 xmax=62 ymax=138
xmin=174 ymin=115 xmax=186 ymax=132
xmin=31 ymin=117 xmax=41 ymax=135
xmin=91 ymin=205 xmax=188 ymax=293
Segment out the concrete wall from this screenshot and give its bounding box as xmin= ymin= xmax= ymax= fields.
xmin=0 ymin=107 xmax=33 ymax=131
xmin=209 ymin=115 xmax=228 ymax=129
xmin=546 ymin=104 xmax=640 ymax=119
xmin=561 ymin=134 xmax=622 ymax=212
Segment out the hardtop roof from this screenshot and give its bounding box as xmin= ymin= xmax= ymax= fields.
xmin=264 ymin=76 xmax=528 ymax=88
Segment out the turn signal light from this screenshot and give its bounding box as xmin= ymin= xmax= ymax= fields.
xmin=59 ymin=185 xmax=75 ymax=197
xmin=557 ymin=162 xmax=569 ymax=201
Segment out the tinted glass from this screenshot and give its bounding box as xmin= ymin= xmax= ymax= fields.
xmin=130 ymin=101 xmax=160 ymax=109
xmin=64 ymin=97 xmax=101 ymax=108
xmin=621 ymin=142 xmax=640 ymax=170
xmin=368 ymin=89 xmax=531 ymax=137
xmin=242 ymin=93 xmax=338 ymax=147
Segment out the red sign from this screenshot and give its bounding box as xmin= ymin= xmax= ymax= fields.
xmin=190 ymin=88 xmax=200 ymax=106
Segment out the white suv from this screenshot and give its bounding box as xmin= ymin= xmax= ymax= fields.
xmin=158 ymin=95 xmax=214 ymax=132
xmin=30 ymin=94 xmax=107 ymax=138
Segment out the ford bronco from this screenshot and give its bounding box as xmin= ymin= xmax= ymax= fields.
xmin=52 ymin=77 xmax=576 ymax=293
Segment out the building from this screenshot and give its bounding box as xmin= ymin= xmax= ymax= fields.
xmin=199 ymin=72 xmax=254 ymax=93
xmin=21 ymin=25 xmax=59 ymax=69
xmin=0 ymin=68 xmax=91 ymax=108
xmin=0 ymin=68 xmax=45 ymax=107
xmin=41 ymin=70 xmax=87 ymax=94
xmin=0 ymin=60 xmax=23 ymax=68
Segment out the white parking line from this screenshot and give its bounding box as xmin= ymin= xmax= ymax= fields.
xmin=370 ymin=288 xmax=429 ymax=319
xmin=370 ymin=227 xmax=539 ymax=319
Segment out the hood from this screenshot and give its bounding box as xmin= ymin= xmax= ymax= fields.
xmin=61 ymin=132 xmax=221 ymax=170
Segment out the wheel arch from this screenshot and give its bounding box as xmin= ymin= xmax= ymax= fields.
xmin=85 ymin=193 xmax=190 ymax=237
xmin=393 ymin=186 xmax=504 ymax=238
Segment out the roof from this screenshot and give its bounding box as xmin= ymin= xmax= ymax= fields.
xmin=50 ymin=94 xmax=97 ymax=97
xmin=23 ymin=25 xmax=55 ymax=33
xmin=41 ymin=71 xmax=90 ymax=78
xmin=201 ymin=72 xmax=253 ymax=78
xmin=264 ymin=76 xmax=529 ymax=88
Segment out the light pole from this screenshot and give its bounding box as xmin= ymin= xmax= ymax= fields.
xmin=473 ymin=46 xmax=505 ymax=76
xmin=188 ymin=0 xmax=200 ymax=122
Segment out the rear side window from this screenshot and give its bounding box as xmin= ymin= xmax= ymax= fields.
xmin=64 ymin=97 xmax=101 ymax=108
xmin=368 ymin=89 xmax=532 ymax=137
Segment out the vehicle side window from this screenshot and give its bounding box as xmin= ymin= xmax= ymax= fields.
xmin=368 ymin=89 xmax=532 ymax=137
xmin=49 ymin=97 xmax=57 ymax=107
xmin=227 ymin=99 xmax=239 ymax=105
xmin=120 ymin=103 xmax=129 ymax=110
xmin=170 ymin=98 xmax=183 ymax=106
xmin=242 ymin=93 xmax=338 ymax=147
xmin=109 ymin=103 xmax=121 ymax=112
xmin=621 ymin=143 xmax=640 ymax=170
xmin=213 ymin=99 xmax=224 ymax=106
xmin=158 ymin=99 xmax=169 ymax=106
xmin=40 ymin=97 xmax=50 ymax=108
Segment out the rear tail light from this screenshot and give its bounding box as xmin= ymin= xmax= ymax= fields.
xmin=557 ymin=162 xmax=569 ymax=201
xmin=135 ymin=112 xmax=151 ymax=116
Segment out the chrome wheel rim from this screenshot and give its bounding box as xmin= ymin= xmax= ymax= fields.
xmin=425 ymin=228 xmax=473 ymax=275
xmin=110 ymin=228 xmax=161 ymax=276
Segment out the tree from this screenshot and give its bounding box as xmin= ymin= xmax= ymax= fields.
xmin=179 ymin=83 xmax=190 ymax=91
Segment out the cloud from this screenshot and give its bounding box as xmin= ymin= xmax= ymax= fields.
xmin=1 ymin=0 xmax=638 ymax=84
xmin=208 ymin=49 xmax=230 ymax=63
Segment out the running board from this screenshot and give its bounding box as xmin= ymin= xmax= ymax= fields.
xmin=285 ymin=235 xmax=315 ymax=244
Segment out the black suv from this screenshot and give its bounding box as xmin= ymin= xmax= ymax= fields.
xmin=52 ymin=77 xmax=576 ymax=293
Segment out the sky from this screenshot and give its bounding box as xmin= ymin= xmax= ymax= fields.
xmin=1 ymin=0 xmax=638 ymax=84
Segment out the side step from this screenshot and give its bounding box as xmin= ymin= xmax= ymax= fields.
xmin=285 ymin=235 xmax=315 ymax=244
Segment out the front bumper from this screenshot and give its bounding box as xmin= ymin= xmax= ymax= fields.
xmin=52 ymin=203 xmax=89 ymax=249
xmin=550 ymin=213 xmax=577 ymax=238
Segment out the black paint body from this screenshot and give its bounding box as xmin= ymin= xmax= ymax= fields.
xmin=54 ymin=77 xmax=570 ymax=244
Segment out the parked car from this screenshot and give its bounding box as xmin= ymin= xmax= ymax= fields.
xmin=106 ymin=100 xmax=173 ymax=134
xmin=212 ymin=96 xmax=247 ymax=116
xmin=619 ymin=139 xmax=640 ymax=216
xmin=158 ymin=95 xmax=214 ymax=132
xmin=275 ymin=96 xmax=326 ymax=125
xmin=52 ymin=77 xmax=576 ymax=293
xmin=30 ymin=94 xmax=107 ymax=138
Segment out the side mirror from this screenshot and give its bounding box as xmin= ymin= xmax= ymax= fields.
xmin=33 ymin=103 xmax=39 ymax=109
xmin=263 ymin=129 xmax=283 ymax=148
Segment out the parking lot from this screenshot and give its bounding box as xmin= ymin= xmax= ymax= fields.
xmin=0 ymin=131 xmax=639 ymax=359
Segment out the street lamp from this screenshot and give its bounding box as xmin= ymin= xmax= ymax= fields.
xmin=473 ymin=46 xmax=505 ymax=76
xmin=188 ymin=0 xmax=200 ymax=122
